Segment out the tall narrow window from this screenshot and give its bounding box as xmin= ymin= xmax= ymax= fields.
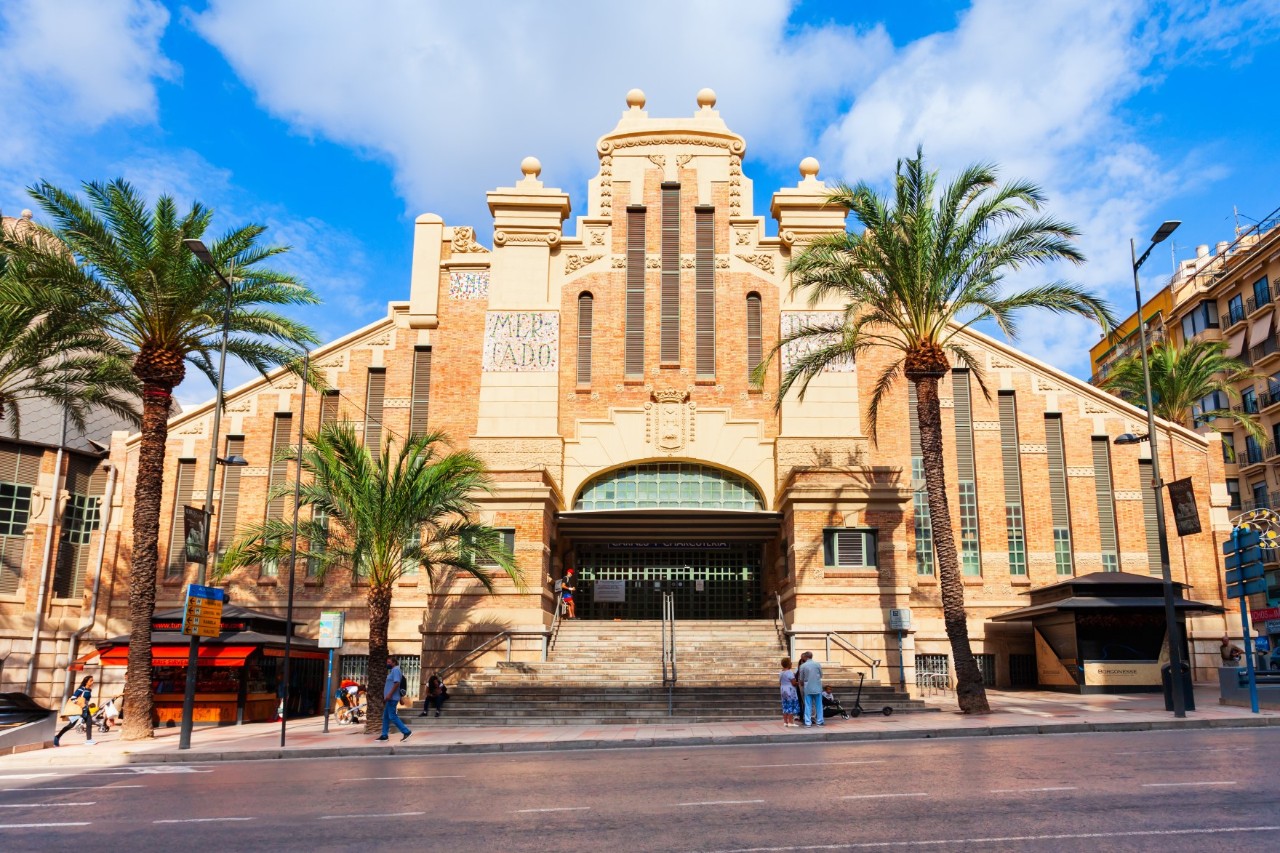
xmin=1091 ymin=437 xmax=1120 ymax=571
xmin=52 ymin=457 xmax=105 ymax=598
xmin=262 ymin=414 xmax=293 ymax=578
xmin=953 ymin=370 xmax=981 ymax=576
xmin=998 ymin=392 xmax=1027 ymax=576
xmin=745 ymin=292 xmax=762 ymax=385
xmin=409 ymin=347 xmax=432 ymax=437
xmin=319 ymin=390 xmax=339 ymax=427
xmin=0 ymin=444 xmax=40 ymax=594
xmin=695 ymin=205 xmax=716 ymax=378
xmin=908 ymin=385 xmax=934 ymax=576
xmin=306 ymin=507 xmax=328 ymax=578
xmin=576 ymin=292 xmax=593 ymax=386
xmin=625 ymin=206 xmax=646 ymax=377
xmin=165 ymin=459 xmax=197 ymax=579
xmin=1139 ymin=459 xmax=1161 ymax=575
xmin=1045 ymin=414 xmax=1073 ymax=576
xmin=214 ymin=436 xmax=245 ymax=559
xmin=660 ymin=183 xmax=680 ymax=364
xmin=364 ymin=368 xmax=386 ymax=460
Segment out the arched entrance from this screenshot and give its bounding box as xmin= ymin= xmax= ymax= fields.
xmin=559 ymin=463 xmax=781 ymax=620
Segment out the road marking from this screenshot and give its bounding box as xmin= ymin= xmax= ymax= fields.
xmin=742 ymin=761 xmax=885 ymax=768
xmin=130 ymin=766 xmax=211 ymax=774
xmin=0 ymin=773 xmax=62 ymax=780
xmin=705 ymin=824 xmax=1280 ymax=851
xmin=319 ymin=812 xmax=426 ymax=820
xmin=0 ymin=803 xmax=95 ymax=808
xmin=841 ymin=793 xmax=928 ymax=800
xmin=0 ymin=822 xmax=91 ymax=829
xmin=1117 ymin=747 xmax=1253 ymax=755
xmin=1142 ymin=781 xmax=1237 ymax=788
xmin=154 ymin=817 xmax=254 ymax=824
xmin=678 ymin=800 xmax=766 ymax=807
xmin=989 ymin=787 xmax=1076 ymax=793
xmin=350 ymin=775 xmax=464 ymax=781
xmin=0 ymin=785 xmax=143 ymax=792
xmin=514 ymin=807 xmax=591 ymax=814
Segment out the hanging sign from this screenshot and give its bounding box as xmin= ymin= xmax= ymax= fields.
xmin=183 ymin=506 xmax=208 ymax=563
xmin=1167 ymin=478 xmax=1201 ymax=536
xmin=318 ymin=611 xmax=346 ymax=649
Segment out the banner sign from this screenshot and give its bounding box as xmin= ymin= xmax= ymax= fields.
xmin=182 ymin=584 xmax=227 ymax=638
xmin=1167 ymin=478 xmax=1201 ymax=536
xmin=183 ymin=506 xmax=208 ymax=563
xmin=318 ymin=611 xmax=346 ymax=649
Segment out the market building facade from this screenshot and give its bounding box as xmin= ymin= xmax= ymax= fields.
xmin=8 ymin=91 xmax=1240 ymax=709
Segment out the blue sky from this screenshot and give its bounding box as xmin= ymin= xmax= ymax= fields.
xmin=2 ymin=0 xmax=1278 ymax=406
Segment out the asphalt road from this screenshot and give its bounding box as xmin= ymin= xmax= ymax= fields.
xmin=0 ymin=727 xmax=1276 ymax=852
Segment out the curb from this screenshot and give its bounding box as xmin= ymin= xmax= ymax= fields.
xmin=33 ymin=714 xmax=1277 ymax=767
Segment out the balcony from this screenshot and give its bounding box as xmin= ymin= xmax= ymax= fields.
xmin=1249 ymin=282 xmax=1275 ymax=314
xmin=1226 ymin=304 xmax=1248 ymax=328
xmin=1251 ymin=336 xmax=1280 ymax=367
xmin=1241 ymin=446 xmax=1267 ymax=471
xmin=1242 ymin=497 xmax=1271 ymax=512
xmin=1261 ymin=388 xmax=1280 ymax=412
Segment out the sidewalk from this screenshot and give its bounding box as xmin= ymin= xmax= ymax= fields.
xmin=5 ymin=687 xmax=1278 ymax=769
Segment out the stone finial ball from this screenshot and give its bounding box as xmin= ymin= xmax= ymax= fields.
xmin=625 ymin=88 xmax=646 ymax=108
xmin=696 ymin=88 xmax=717 ymax=108
xmin=20 ymin=209 xmax=32 ymax=219
xmin=520 ymin=156 xmax=542 ymax=178
xmin=799 ymin=157 xmax=820 ymax=178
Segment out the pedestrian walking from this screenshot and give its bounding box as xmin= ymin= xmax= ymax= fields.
xmin=54 ymin=675 xmax=96 ymax=747
xmin=779 ymin=657 xmax=799 ymax=727
xmin=377 ymin=655 xmax=412 ymax=742
xmin=797 ymin=651 xmax=824 ymax=727
xmin=561 ymin=568 xmax=577 ymax=618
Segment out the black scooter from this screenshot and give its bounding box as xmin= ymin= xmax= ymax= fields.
xmin=848 ymin=672 xmax=894 ymax=717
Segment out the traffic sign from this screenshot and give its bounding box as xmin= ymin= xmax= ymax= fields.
xmin=1224 ymin=529 xmax=1262 ymax=553
xmin=1227 ymin=564 xmax=1267 ymax=585
xmin=1228 ymin=577 xmax=1268 ymax=600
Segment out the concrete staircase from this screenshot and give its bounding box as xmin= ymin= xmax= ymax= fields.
xmin=404 ymin=620 xmax=932 ymax=725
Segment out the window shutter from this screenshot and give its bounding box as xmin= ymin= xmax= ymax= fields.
xmin=745 ymin=292 xmax=761 ymax=383
xmin=364 ymin=368 xmax=386 ymax=460
xmin=998 ymin=393 xmax=1022 ymax=502
xmin=319 ymin=391 xmax=339 ymax=427
xmin=410 ymin=347 xmax=432 ymax=437
xmin=695 ymin=205 xmax=716 ymax=378
xmin=216 ymin=436 xmax=245 ymax=555
xmin=266 ymin=414 xmax=294 ymax=521
xmin=660 ymin=183 xmax=680 ymax=364
xmin=952 ymin=371 xmax=975 ymax=480
xmin=1045 ymin=416 xmax=1070 ymax=528
xmin=165 ymin=459 xmax=197 ymax=578
xmin=625 ymin=206 xmax=646 ymax=377
xmin=836 ymin=530 xmax=865 ymax=567
xmin=1139 ymin=459 xmax=1162 ymax=576
xmin=1092 ymin=437 xmax=1119 ymax=563
xmin=908 ymin=385 xmax=922 ymax=458
xmin=577 ymin=292 xmax=593 ymax=386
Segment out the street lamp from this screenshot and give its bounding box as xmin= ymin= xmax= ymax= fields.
xmin=178 ymin=238 xmax=240 ymax=750
xmin=1118 ymin=219 xmax=1190 ymax=718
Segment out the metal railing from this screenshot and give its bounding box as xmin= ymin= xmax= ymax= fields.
xmin=660 ymin=590 xmax=676 ymax=715
xmin=787 ymin=630 xmax=881 ymax=682
xmin=773 ymin=592 xmax=788 ymax=653
xmin=436 ymin=629 xmax=550 ymax=683
xmin=915 ymin=671 xmax=952 ymax=696
xmin=544 ymin=596 xmax=564 ymax=661
xmin=1251 ymin=336 xmax=1280 ymax=364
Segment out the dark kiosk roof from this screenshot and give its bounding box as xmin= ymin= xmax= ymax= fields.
xmin=990 ymin=571 xmax=1223 ymax=622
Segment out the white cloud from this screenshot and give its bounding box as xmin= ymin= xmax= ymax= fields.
xmin=0 ymin=0 xmax=175 ymax=200
xmin=192 ymin=0 xmax=892 ymax=232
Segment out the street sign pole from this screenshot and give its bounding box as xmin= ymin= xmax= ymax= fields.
xmin=1224 ymin=526 xmax=1264 ymax=714
xmin=322 ymin=648 xmax=334 ymax=734
xmin=1240 ymin=587 xmax=1260 ymax=714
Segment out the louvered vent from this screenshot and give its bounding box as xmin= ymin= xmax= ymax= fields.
xmin=745 ymin=292 xmax=762 ymax=383
xmin=319 ymin=391 xmax=339 ymax=427
xmin=1092 ymin=437 xmax=1119 ymax=564
xmin=953 ymin=370 xmax=976 ymax=480
xmin=410 ymin=347 xmax=432 ymax=437
xmin=216 ymin=436 xmax=245 ymax=554
xmin=660 ymin=183 xmax=680 ymax=363
xmin=364 ymin=368 xmax=386 ymax=460
xmin=625 ymin=207 xmax=646 ymax=377
xmin=836 ymin=530 xmax=865 ymax=566
xmin=695 ymin=205 xmax=716 ymax=377
xmin=1139 ymin=459 xmax=1161 ymax=576
xmin=577 ymin=292 xmax=593 ymax=386
xmin=998 ymin=392 xmax=1022 ymax=502
xmin=165 ymin=459 xmax=197 ymax=578
xmin=1045 ymin=416 xmax=1070 ymax=527
xmin=266 ymin=414 xmax=294 ymax=520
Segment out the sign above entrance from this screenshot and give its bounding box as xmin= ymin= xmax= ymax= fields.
xmin=593 ymin=580 xmax=626 ymax=603
xmin=606 ymin=541 xmax=732 ymax=549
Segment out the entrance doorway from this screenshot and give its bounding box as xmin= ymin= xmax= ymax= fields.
xmin=575 ymin=543 xmax=763 ymax=620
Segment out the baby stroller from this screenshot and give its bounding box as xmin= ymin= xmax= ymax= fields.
xmin=821 ymin=689 xmax=851 ymax=720
xmin=70 ymin=696 xmax=118 ymax=735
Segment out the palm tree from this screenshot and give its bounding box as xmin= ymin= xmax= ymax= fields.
xmin=765 ymin=149 xmax=1115 ymax=714
xmin=220 ymin=423 xmax=521 ymax=732
xmin=0 ymin=255 xmax=139 ymax=435
xmin=6 ymin=180 xmax=319 ymax=739
xmin=1101 ymin=339 xmax=1265 ymax=455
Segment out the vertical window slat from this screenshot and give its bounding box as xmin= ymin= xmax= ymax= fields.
xmin=660 ymin=183 xmax=680 ymax=364
xmin=215 ymin=436 xmax=245 ymax=556
xmin=577 ymin=292 xmax=593 ymax=386
xmin=319 ymin=391 xmax=339 ymax=427
xmin=999 ymin=392 xmax=1027 ymax=576
xmin=745 ymin=292 xmax=761 ymax=383
xmin=410 ymin=347 xmax=432 ymax=437
xmin=1045 ymin=414 xmax=1074 ymax=576
xmin=909 ymin=384 xmax=933 ymax=576
xmin=695 ymin=205 xmax=716 ymax=377
xmin=953 ymin=370 xmax=981 ymax=576
xmin=165 ymin=460 xmax=197 ymax=578
xmin=1092 ymin=437 xmax=1119 ymax=570
xmin=625 ymin=206 xmax=646 ymax=377
xmin=1139 ymin=459 xmax=1162 ymax=576
xmin=364 ymin=368 xmax=386 ymax=460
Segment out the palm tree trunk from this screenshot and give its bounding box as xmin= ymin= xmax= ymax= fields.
xmin=914 ymin=375 xmax=990 ymax=714
xmin=364 ymin=582 xmax=393 ymax=734
xmin=121 ymin=384 xmax=174 ymax=740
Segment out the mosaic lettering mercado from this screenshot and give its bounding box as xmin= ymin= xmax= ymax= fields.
xmin=483 ymin=311 xmax=559 ymax=372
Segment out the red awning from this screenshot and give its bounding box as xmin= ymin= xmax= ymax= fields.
xmin=98 ymin=645 xmax=256 ymax=668
xmin=69 ymin=649 xmax=101 ymax=671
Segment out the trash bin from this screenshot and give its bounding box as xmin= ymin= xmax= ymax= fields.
xmin=1161 ymin=662 xmax=1195 ymax=712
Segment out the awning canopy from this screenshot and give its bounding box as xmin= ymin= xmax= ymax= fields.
xmin=990 ymin=595 xmax=1222 ymax=622
xmin=98 ymin=644 xmax=257 ymax=668
xmin=1225 ymin=329 xmax=1247 ymax=358
xmin=1249 ymin=313 xmax=1273 ymax=348
xmin=555 ymin=509 xmax=784 ymax=544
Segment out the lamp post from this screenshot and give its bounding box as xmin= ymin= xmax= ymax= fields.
xmin=178 ymin=238 xmax=246 ymax=749
xmin=280 ymin=350 xmax=308 ymax=747
xmin=1116 ymin=219 xmax=1189 ymax=718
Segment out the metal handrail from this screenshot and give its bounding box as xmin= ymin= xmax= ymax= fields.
xmin=544 ymin=596 xmax=564 ymax=661
xmin=915 ymin=671 xmax=951 ymax=695
xmin=661 ymin=591 xmax=676 ymax=715
xmin=787 ymin=630 xmax=881 ymax=681
xmin=772 ymin=592 xmax=789 ymax=653
xmin=436 ymin=628 xmax=549 ymax=683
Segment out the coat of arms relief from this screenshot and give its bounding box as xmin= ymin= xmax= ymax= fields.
xmin=645 ymin=389 xmax=695 ymax=454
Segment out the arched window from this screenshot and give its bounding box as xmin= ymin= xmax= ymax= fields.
xmin=577 ymin=292 xmax=593 ymax=386
xmin=575 ymin=463 xmax=764 ymax=511
xmin=746 ymin=292 xmax=762 ymax=384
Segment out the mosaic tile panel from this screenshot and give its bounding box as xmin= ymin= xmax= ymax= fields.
xmin=483 ymin=311 xmax=559 ymax=372
xmin=449 ymin=270 xmax=489 ymax=300
xmin=780 ymin=311 xmax=856 ymax=373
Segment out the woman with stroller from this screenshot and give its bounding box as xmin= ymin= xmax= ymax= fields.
xmin=54 ymin=675 xmax=96 ymax=747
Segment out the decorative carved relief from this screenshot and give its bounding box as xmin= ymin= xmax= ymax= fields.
xmin=728 ymin=155 xmax=743 ymax=216
xmin=1066 ymin=467 xmax=1096 ymax=477
xmin=780 ymin=312 xmax=855 ymax=374
xmin=449 ymin=270 xmax=489 ymax=300
xmin=972 ymin=421 xmax=1001 ymax=431
xmin=243 ymin=467 xmax=270 ymax=477
xmin=938 ymin=399 xmax=954 ymax=408
xmin=988 ymin=355 xmax=1018 ymax=369
xmin=735 ymin=229 xmax=753 ymax=245
xmin=225 ymin=398 xmax=252 ymax=414
xmin=611 ymin=257 xmax=626 ymax=269
xmin=646 ymin=154 xmax=667 ymax=169
xmin=1114 ymin=490 xmax=1145 ymax=501
xmin=737 ymin=253 xmax=775 ymax=274
xmin=645 ymin=256 xmax=661 ymax=270
xmin=589 ymin=230 xmax=605 ymax=246
xmin=645 ymin=388 xmax=694 ymax=454
xmin=483 ymin=312 xmax=559 ymax=372
xmin=173 ymin=421 xmax=207 ymax=436
xmin=1020 ymin=444 xmax=1048 ymax=453
xmin=493 ymin=231 xmax=560 ymax=246
xmin=383 ymin=398 xmax=411 ymax=409
xmin=598 ymin=136 xmax=744 ymax=154
xmin=598 ymin=155 xmax=613 ymax=217
xmin=1082 ymin=400 xmax=1111 ymax=415
xmin=715 ymin=257 xmax=729 ymax=269
xmin=450 ymin=226 xmax=488 ymax=254
xmin=675 ymin=154 xmax=693 ymax=168
xmin=564 ymin=254 xmax=603 ymax=273
xmin=680 ymin=256 xmax=695 ymax=269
